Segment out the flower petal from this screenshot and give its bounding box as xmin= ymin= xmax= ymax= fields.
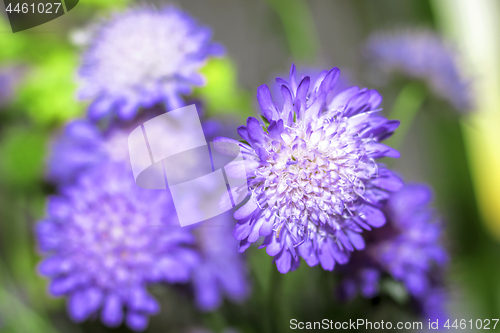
xmin=359 ymin=204 xmax=386 ymax=228
xmin=101 ymin=294 xmax=123 ymax=327
xmin=234 ymin=198 xmax=258 ymax=220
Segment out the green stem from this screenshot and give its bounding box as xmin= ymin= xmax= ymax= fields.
xmin=0 ymin=258 xmax=61 ymax=333
xmin=268 ymin=266 xmax=283 ymax=333
xmin=202 ymin=310 xmax=227 ymax=333
xmin=385 ymin=82 xmax=427 ymax=150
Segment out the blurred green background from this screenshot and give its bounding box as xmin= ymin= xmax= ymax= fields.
xmin=1 ymin=0 xmax=500 ymax=332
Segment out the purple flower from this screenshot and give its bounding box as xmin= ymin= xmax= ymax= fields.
xmin=216 ymin=65 xmax=403 ymax=273
xmin=365 ymin=29 xmax=473 ymax=112
xmin=78 ymin=7 xmax=223 ymax=121
xmin=46 ymin=119 xmax=135 ymax=184
xmin=36 ymin=162 xmax=198 ymax=331
xmin=191 ymin=212 xmax=251 ymax=311
xmin=338 ymin=184 xmax=448 ymax=320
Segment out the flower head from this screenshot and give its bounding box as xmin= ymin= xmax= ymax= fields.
xmin=78 ymin=7 xmax=223 ymax=121
xmin=365 ymin=29 xmax=472 ymax=112
xmin=217 ymin=65 xmax=403 ymax=273
xmin=36 ymin=162 xmax=198 ymax=331
xmin=46 ymin=118 xmax=135 ymax=184
xmin=338 ymin=184 xmax=448 ymax=320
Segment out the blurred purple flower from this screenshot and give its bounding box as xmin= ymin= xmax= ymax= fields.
xmin=46 ymin=119 xmax=132 ymax=184
xmin=191 ymin=213 xmax=251 ymax=311
xmin=216 ymin=64 xmax=403 ymax=273
xmin=46 ymin=106 xmax=225 ymax=185
xmin=36 ymin=162 xmax=198 ymax=331
xmin=338 ymin=184 xmax=448 ymax=320
xmin=365 ymin=29 xmax=473 ymax=112
xmin=78 ymin=7 xmax=223 ymax=121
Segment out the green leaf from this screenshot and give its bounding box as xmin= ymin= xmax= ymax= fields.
xmin=15 ymin=49 xmax=84 ymax=126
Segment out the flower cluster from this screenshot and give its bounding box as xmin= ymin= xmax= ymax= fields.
xmin=78 ymin=7 xmax=223 ymax=121
xmin=337 ymin=184 xmax=448 ymax=320
xmin=33 ymin=2 xmax=456 ymax=329
xmin=365 ymin=29 xmax=472 ymax=112
xmin=217 ymin=65 xmax=403 ymax=273
xmin=6 ymin=8 xmax=233 ymax=330
xmin=40 ymin=109 xmax=249 ymax=330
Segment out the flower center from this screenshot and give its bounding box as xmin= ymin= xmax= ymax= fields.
xmin=253 ymin=114 xmax=378 ymax=241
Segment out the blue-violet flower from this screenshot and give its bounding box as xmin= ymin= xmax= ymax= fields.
xmin=338 ymin=184 xmax=448 ymax=320
xmin=216 ymin=65 xmax=403 ymax=273
xmin=78 ymin=7 xmax=223 ymax=121
xmin=365 ymin=29 xmax=473 ymax=112
xmin=36 ymin=162 xmax=198 ymax=331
